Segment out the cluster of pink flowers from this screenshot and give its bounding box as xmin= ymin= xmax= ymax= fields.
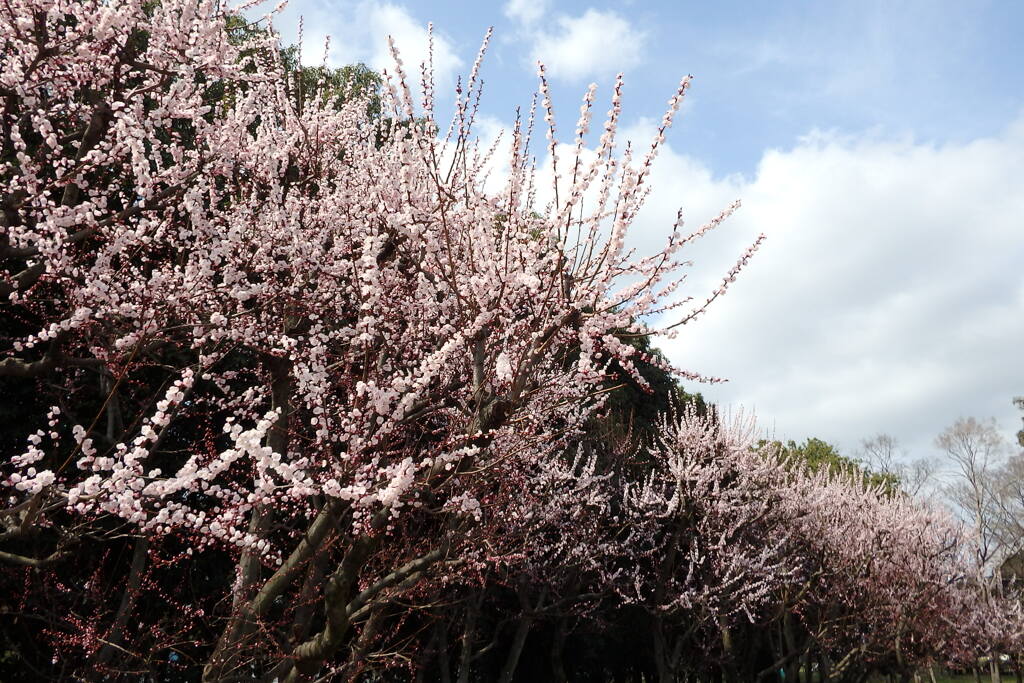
xmin=1 ymin=0 xmax=1015 ymax=678
xmin=0 ymin=0 xmax=759 ymax=670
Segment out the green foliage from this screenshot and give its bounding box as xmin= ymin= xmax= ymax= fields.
xmin=280 ymin=48 xmax=383 ymax=118
xmin=598 ymin=332 xmax=707 ymax=452
xmin=769 ymin=437 xmax=901 ymax=493
xmin=215 ymin=16 xmax=383 ymax=119
xmin=779 ymin=437 xmax=849 ymax=473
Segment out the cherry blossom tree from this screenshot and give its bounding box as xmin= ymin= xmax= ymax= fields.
xmin=2 ymin=0 xmax=1015 ymax=680
xmin=614 ymin=405 xmax=797 ymax=681
xmin=0 ymin=0 xmax=763 ymax=677
xmin=778 ymin=468 xmax=979 ymax=681
xmin=607 ymin=408 xmax=1006 ymax=683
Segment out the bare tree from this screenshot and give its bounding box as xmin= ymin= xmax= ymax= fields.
xmin=937 ymin=418 xmax=1010 ymax=683
xmin=859 ymin=433 xmax=938 ymax=497
xmin=937 ymin=417 xmax=1008 ymax=572
xmin=861 ymin=433 xmax=905 ymax=476
xmin=990 ymin=454 xmax=1024 ymax=564
xmin=1014 ymin=397 xmax=1024 ymax=449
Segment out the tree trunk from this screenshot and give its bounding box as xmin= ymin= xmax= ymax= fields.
xmin=456 ymin=594 xmax=481 ymax=683
xmin=550 ymin=617 xmax=569 ymax=683
xmin=652 ymin=617 xmax=673 ymax=683
xmin=289 ymin=543 xmax=330 ymax=645
xmin=719 ymin=616 xmax=739 ymax=683
xmin=782 ymin=613 xmax=800 ymax=682
xmin=204 ymin=500 xmax=341 ymax=681
xmin=203 ymin=356 xmax=291 ymax=681
xmin=438 ymin=619 xmax=453 ymax=683
xmin=765 ymin=620 xmax=785 ymax=682
xmin=343 ymin=606 xmax=385 ymax=681
xmin=93 ymin=536 xmax=148 ymax=667
xmin=102 ymin=372 xmax=123 ymax=443
xmin=497 ymin=586 xmax=546 ymax=683
xmin=497 ymin=617 xmax=532 ymax=683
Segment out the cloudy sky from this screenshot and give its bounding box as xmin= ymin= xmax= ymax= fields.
xmin=261 ymin=0 xmax=1024 ymax=463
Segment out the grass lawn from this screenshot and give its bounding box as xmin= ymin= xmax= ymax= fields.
xmin=867 ymin=676 xmax=985 ymax=683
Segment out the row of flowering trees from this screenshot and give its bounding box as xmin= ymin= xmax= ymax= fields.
xmin=0 ymin=0 xmax=1019 ymax=679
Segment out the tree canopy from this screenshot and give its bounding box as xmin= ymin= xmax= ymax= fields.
xmin=0 ymin=2 xmax=1017 ymax=681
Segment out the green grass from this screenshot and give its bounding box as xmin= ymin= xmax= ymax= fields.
xmin=867 ymin=676 xmax=982 ymax=683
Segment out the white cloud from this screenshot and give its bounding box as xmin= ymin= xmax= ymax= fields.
xmin=503 ymin=0 xmax=548 ymax=26
xmin=526 ymin=9 xmax=645 ymax=82
xmin=365 ymin=4 xmax=462 ymax=93
xmin=267 ymin=1 xmax=463 ymax=96
xmin=460 ymin=114 xmax=514 ymax=196
xmin=610 ymin=120 xmax=1024 ymax=461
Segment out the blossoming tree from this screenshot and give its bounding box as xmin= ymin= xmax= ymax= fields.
xmin=0 ymin=0 xmax=760 ymax=677
xmin=2 ymin=0 xmax=1015 ymax=680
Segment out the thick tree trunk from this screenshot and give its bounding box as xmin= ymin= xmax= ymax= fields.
xmin=101 ymin=372 xmax=123 ymax=443
xmin=234 ymin=355 xmax=291 ymax=607
xmin=456 ymin=594 xmax=481 ymax=683
xmin=93 ymin=536 xmax=148 ymax=667
xmin=497 ymin=585 xmax=546 ymax=683
xmin=437 ymin=619 xmax=453 ymax=683
xmin=765 ymin=620 xmax=786 ymax=682
xmin=497 ymin=616 xmax=533 ymax=683
xmin=342 ymin=606 xmax=385 ymax=681
xmin=204 ymin=499 xmax=340 ymax=681
xmin=782 ymin=613 xmax=800 ymax=682
xmin=204 ymin=356 xmax=292 ymax=680
xmin=284 ymin=540 xmax=446 ymax=681
xmin=283 ymin=535 xmax=382 ymax=681
xmin=719 ymin=616 xmax=740 ymax=683
xmin=289 ymin=543 xmax=330 ymax=645
xmin=652 ymin=618 xmax=673 ymax=683
xmin=550 ymin=617 xmax=569 ymax=683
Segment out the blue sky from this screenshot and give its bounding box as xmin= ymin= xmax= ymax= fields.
xmin=263 ymin=0 xmax=1024 ymax=466
xmin=268 ymin=0 xmax=1024 ymax=175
